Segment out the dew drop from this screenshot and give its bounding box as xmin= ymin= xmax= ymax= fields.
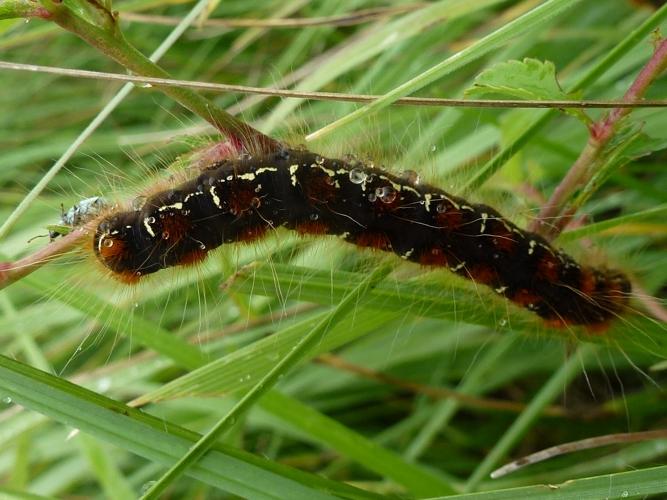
xmin=251 ymin=197 xmax=261 ymax=208
xmin=239 ymin=152 xmax=252 ymax=161
xmin=140 ymin=83 xmax=153 ymax=88
xmin=96 ymin=377 xmax=112 ymax=392
xmin=2 ymin=396 xmax=12 ymax=404
xmin=343 ymin=153 xmax=359 ymax=165
xmin=147 ymin=216 xmax=156 ymax=223
xmin=430 ymin=144 xmax=437 ymax=152
xmin=367 ymin=192 xmax=377 ymax=202
xmin=141 ymin=481 xmax=157 ymax=495
xmin=376 ymin=186 xmax=397 ymax=204
xmin=349 ymin=168 xmax=367 ymax=184
xmin=103 ymin=239 xmax=114 ymax=248
xmin=436 ymin=203 xmax=447 ymax=213
xmin=131 ymin=196 xmax=147 ymax=210
xmin=162 ymin=231 xmax=170 ymax=240
xmin=498 ymin=319 xmax=507 ymax=327
xmin=276 ymin=149 xmax=290 ymax=160
xmin=400 ymin=169 xmax=421 ymax=185
xmin=199 ymin=243 xmax=206 ymax=250
xmin=315 ymin=155 xmax=325 ymax=165
xmin=309 ymin=213 xmax=319 ymax=221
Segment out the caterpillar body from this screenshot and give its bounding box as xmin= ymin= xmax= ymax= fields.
xmin=93 ymin=149 xmax=630 ymax=329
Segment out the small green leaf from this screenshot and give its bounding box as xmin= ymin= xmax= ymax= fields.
xmin=465 ymin=58 xmax=586 ymax=121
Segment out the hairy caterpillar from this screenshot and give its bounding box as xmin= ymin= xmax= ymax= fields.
xmin=93 ymin=148 xmax=630 ymax=329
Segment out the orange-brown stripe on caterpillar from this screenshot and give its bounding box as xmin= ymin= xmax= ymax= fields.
xmin=93 ymin=148 xmax=631 ymax=328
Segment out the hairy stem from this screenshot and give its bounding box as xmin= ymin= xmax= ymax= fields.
xmin=533 ymin=37 xmax=667 ymax=239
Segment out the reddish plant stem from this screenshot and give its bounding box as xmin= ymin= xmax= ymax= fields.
xmin=0 ymin=228 xmax=88 ymax=290
xmin=532 ymin=37 xmax=667 ymax=239
xmin=38 ymin=0 xmax=279 ymax=153
xmin=316 ymin=354 xmax=570 ymax=416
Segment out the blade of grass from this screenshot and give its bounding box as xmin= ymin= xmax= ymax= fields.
xmin=262 ymin=0 xmax=506 ymax=133
xmin=463 ymin=2 xmax=667 ymax=191
xmin=0 ymin=0 xmax=212 ymax=240
xmin=222 ymin=262 xmax=667 ymax=356
xmin=463 ymin=344 xmax=596 ymax=492
xmin=259 ymin=390 xmax=457 ymax=496
xmin=78 ymin=434 xmax=136 ymax=500
xmin=305 ymin=0 xmax=584 ymax=142
xmin=0 ymin=355 xmax=376 ymax=500
xmin=439 ymin=464 xmax=667 ymax=499
xmin=558 ymin=202 xmax=667 ymax=242
xmin=140 ymin=262 xmax=394 ymax=499
xmin=404 ymin=332 xmax=520 ymax=461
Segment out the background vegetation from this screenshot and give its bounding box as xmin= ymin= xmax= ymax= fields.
xmin=0 ymin=0 xmax=666 ymax=498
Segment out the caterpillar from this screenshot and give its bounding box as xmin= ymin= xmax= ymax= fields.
xmin=93 ymin=148 xmax=630 ymax=330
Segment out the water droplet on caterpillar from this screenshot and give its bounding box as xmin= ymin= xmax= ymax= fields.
xmin=349 ymin=168 xmax=367 ymax=184
xmin=103 ymin=239 xmax=114 ymax=248
xmin=276 ymin=149 xmax=290 ymax=160
xmin=400 ymin=169 xmax=420 ymax=185
xmin=376 ymin=186 xmax=397 ymax=204
xmin=147 ymin=216 xmax=156 ymax=223
xmin=368 ymin=192 xmax=377 ymax=202
xmin=309 ymin=213 xmax=319 ymax=221
xmin=132 ymin=196 xmax=147 ymax=211
xmin=436 ymin=203 xmax=447 ymax=213
xmin=162 ymin=231 xmax=170 ymax=240
xmin=315 ymin=155 xmax=325 ymax=165
xmin=344 ymin=153 xmax=359 ymax=165
xmin=251 ymin=197 xmax=261 ymax=208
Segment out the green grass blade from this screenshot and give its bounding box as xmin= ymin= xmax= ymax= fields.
xmin=463 ymin=344 xmax=596 ymax=491
xmin=140 ymin=262 xmax=393 ymax=499
xmin=260 ymin=391 xmax=457 ymax=496
xmin=463 ymin=3 xmax=667 ymax=191
xmin=0 ymin=355 xmax=375 ymax=500
xmin=439 ymin=464 xmax=667 ymax=499
xmin=305 ymin=0 xmax=583 ymax=142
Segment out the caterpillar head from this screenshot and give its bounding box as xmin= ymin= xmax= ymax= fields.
xmin=93 ymin=212 xmax=162 ymax=282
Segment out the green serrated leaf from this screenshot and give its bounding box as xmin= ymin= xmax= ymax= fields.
xmin=465 ymin=58 xmax=586 ymax=121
